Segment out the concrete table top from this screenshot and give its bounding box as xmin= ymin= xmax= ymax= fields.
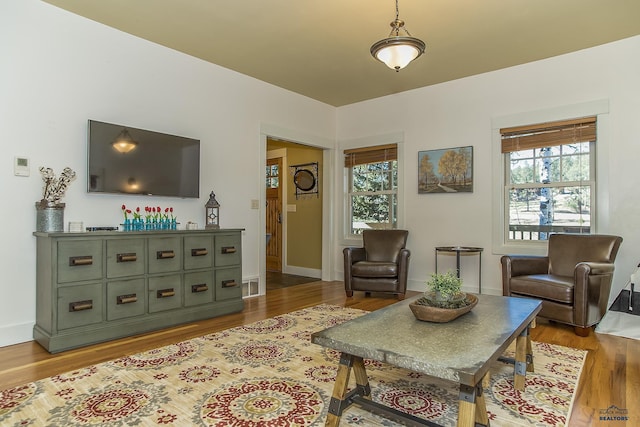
xmin=312 ymin=294 xmax=541 ymax=386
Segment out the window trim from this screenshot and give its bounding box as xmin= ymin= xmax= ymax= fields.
xmin=338 ymin=133 xmax=404 ymax=244
xmin=491 ymin=100 xmax=609 ymax=256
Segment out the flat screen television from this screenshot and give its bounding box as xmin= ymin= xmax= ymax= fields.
xmin=87 ymin=120 xmax=200 ymax=198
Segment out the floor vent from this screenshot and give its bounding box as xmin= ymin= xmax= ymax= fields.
xmin=242 ymin=278 xmax=259 ymax=298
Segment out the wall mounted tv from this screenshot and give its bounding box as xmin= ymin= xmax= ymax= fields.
xmin=87 ymin=120 xmax=200 ymax=198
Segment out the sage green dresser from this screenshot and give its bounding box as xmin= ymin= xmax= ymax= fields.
xmin=33 ymin=229 xmax=244 ymax=353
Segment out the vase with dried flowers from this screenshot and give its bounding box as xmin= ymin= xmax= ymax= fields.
xmin=36 ymin=166 xmax=76 ymax=232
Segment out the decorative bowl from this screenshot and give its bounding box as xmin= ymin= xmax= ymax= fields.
xmin=409 ymin=293 xmax=478 ymax=323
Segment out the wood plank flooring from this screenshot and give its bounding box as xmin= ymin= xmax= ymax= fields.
xmin=0 ymin=281 xmax=638 ymax=426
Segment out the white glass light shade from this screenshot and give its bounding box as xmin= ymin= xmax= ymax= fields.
xmin=371 ymin=36 xmax=425 ymax=71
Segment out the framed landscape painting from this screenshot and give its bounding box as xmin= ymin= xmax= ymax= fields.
xmin=418 ymin=146 xmax=473 ymax=193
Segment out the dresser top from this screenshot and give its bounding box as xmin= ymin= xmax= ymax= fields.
xmin=33 ymin=228 xmax=245 ymax=237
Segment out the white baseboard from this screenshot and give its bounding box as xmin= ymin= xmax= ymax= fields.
xmin=332 ymin=277 xmax=503 ymax=296
xmin=284 ymin=265 xmax=321 ymax=278
xmin=0 ymin=322 xmax=34 ymax=348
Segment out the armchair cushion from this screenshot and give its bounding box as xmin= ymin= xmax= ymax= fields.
xmin=508 ymin=274 xmax=574 ymax=304
xmin=352 ymin=261 xmax=398 ymax=278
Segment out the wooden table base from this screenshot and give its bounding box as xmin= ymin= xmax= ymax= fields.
xmin=498 ymin=322 xmax=535 ymax=391
xmin=325 ymin=353 xmax=493 ymax=427
xmin=325 ymin=353 xmax=371 ymax=427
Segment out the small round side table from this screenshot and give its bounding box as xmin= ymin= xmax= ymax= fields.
xmin=435 ymin=246 xmax=483 ymax=293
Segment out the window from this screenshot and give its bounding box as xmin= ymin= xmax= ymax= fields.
xmin=345 ymin=144 xmax=398 ymax=235
xmin=265 ymin=162 xmax=279 ymax=189
xmin=501 ymin=117 xmax=596 ymax=241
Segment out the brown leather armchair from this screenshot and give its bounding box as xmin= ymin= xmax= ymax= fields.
xmin=501 ymin=234 xmax=622 ymax=336
xmin=344 ymin=229 xmax=410 ymax=300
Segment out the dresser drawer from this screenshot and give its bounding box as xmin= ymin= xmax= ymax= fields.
xmin=106 ymin=239 xmax=145 ymax=278
xmin=184 ymin=271 xmax=214 ymax=306
xmin=148 ymin=237 xmax=182 ymax=273
xmin=148 ymin=275 xmax=182 ymax=313
xmin=184 ymin=236 xmax=213 ymax=270
xmin=57 ymin=240 xmax=103 ymax=283
xmin=215 ymin=267 xmax=242 ymax=301
xmin=215 ymin=235 xmax=241 ymax=267
xmin=107 ymin=278 xmax=145 ymax=321
xmin=57 ymin=283 xmax=103 ymax=330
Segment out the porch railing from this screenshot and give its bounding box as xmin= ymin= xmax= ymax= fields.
xmin=508 ymin=225 xmax=590 ymax=240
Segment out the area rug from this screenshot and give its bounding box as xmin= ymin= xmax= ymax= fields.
xmin=0 ymin=304 xmax=586 ymax=426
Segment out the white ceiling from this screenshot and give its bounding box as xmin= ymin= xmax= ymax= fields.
xmin=43 ymin=0 xmax=640 ymax=107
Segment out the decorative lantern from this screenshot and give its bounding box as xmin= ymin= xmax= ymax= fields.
xmin=205 ymin=191 xmax=220 ymax=229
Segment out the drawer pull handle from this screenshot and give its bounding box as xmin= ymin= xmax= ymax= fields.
xmin=191 ymin=284 xmax=209 ymax=293
xmin=157 ymin=288 xmax=175 ymax=298
xmin=117 ymin=294 xmax=138 ymax=304
xmin=117 ymin=253 xmax=137 ymax=263
xmin=221 ymin=246 xmax=237 ymax=254
xmin=157 ymin=250 xmax=175 ymax=259
xmin=191 ymin=248 xmax=208 ymax=257
xmin=69 ymin=256 xmax=93 ymax=266
xmin=221 ymin=279 xmax=238 ymax=288
xmin=69 ymin=300 xmax=93 ymax=312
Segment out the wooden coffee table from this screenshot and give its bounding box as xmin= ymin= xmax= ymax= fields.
xmin=311 ymin=294 xmax=542 ymax=427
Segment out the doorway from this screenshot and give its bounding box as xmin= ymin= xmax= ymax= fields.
xmin=265 ymin=139 xmax=324 ymax=290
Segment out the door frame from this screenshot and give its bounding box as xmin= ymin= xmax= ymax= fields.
xmin=259 ymin=124 xmax=335 ymax=296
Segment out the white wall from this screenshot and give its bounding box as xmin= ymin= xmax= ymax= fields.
xmin=0 ymin=0 xmax=336 ymax=346
xmin=2 ymin=0 xmax=638 ymax=349
xmin=335 ymin=35 xmax=640 ymax=298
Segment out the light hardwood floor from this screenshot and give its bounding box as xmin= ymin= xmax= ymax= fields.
xmin=1 ymin=281 xmax=638 ymax=426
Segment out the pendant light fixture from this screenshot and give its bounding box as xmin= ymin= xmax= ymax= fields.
xmin=370 ymin=0 xmax=426 ymax=71
xmin=112 ymin=128 xmax=138 ymax=153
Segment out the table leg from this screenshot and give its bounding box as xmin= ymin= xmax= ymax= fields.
xmin=457 ymin=376 xmax=490 ymax=427
xmin=351 ymin=356 xmax=371 ymax=401
xmin=514 ymin=324 xmax=534 ymax=390
xmin=325 ymin=353 xmax=370 ymax=427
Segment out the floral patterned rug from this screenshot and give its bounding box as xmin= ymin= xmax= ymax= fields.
xmin=0 ymin=304 xmax=586 ymax=426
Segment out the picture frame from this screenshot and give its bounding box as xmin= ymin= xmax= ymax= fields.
xmin=418 ymin=146 xmax=473 ymax=193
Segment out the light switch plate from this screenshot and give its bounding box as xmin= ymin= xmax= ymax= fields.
xmin=14 ymin=156 xmax=30 ymax=176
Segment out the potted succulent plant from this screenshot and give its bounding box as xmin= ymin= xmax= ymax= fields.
xmin=426 ymin=271 xmax=464 ymax=305
xmin=409 ymin=271 xmax=477 ymax=322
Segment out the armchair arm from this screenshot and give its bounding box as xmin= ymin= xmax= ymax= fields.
xmin=578 ymin=261 xmax=615 ymax=275
xmin=396 ymin=249 xmax=411 ymax=294
xmin=573 ymin=261 xmax=616 ymax=326
xmin=343 ymin=247 xmax=366 ymax=291
xmin=344 ymin=247 xmax=366 ymax=264
xmin=500 ymin=255 xmax=549 ymax=295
